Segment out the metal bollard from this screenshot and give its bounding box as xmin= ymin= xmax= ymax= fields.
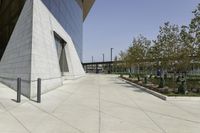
xmin=17 ymin=78 xmax=21 ymax=103
xmin=37 ymin=78 xmax=41 ymax=103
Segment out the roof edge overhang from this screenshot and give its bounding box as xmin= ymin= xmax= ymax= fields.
xmin=75 ymin=0 xmax=95 ymax=21
xmin=83 ymin=0 xmax=95 ymax=21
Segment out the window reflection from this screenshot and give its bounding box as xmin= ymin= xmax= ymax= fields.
xmin=42 ymin=0 xmax=83 ymax=60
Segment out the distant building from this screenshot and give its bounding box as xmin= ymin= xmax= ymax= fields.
xmin=0 ymin=0 xmax=95 ymax=98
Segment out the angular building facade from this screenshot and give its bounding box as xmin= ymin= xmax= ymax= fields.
xmin=0 ymin=0 xmax=95 ymax=98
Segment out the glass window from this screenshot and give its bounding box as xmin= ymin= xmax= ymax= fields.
xmin=42 ymin=0 xmax=83 ymax=61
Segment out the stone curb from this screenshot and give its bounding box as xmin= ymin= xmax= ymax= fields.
xmin=120 ymin=77 xmax=200 ymax=101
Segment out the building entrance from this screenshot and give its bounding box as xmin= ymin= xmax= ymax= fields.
xmin=54 ymin=32 xmax=69 ymax=76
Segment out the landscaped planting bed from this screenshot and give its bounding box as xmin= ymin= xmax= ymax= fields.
xmin=120 ymin=74 xmax=200 ymax=97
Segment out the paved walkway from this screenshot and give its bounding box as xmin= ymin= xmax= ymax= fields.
xmin=0 ymin=74 xmax=200 ymax=133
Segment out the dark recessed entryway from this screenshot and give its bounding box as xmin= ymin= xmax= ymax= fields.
xmin=54 ymin=32 xmax=69 ymax=75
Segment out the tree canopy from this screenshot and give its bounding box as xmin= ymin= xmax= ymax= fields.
xmin=119 ymin=3 xmax=200 ymax=75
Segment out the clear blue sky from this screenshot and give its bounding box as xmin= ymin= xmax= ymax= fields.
xmin=83 ymin=0 xmax=200 ymax=62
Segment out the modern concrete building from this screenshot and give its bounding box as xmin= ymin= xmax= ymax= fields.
xmin=0 ymin=0 xmax=95 ymax=98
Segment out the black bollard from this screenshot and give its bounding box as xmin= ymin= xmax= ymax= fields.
xmin=17 ymin=78 xmax=21 ymax=103
xmin=37 ymin=78 xmax=41 ymax=103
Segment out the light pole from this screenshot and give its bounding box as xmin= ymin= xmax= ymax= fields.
xmin=110 ymin=48 xmax=114 ymax=74
xmin=111 ymin=48 xmax=114 ymax=62
xmin=92 ymin=56 xmax=94 ymax=73
xmin=102 ymin=54 xmax=105 ymax=73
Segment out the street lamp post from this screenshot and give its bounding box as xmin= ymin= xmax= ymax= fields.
xmin=92 ymin=56 xmax=94 ymax=73
xmin=111 ymin=48 xmax=114 ymax=62
xmin=102 ymin=54 xmax=105 ymax=73
xmin=110 ymin=48 xmax=114 ymax=73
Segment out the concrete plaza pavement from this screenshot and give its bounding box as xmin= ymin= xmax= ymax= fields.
xmin=0 ymin=74 xmax=200 ymax=133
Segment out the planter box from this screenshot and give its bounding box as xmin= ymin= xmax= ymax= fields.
xmin=120 ymin=77 xmax=200 ymax=101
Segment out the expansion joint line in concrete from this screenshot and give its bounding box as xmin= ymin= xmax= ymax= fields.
xmin=27 ymin=85 xmax=86 ymax=133
xmin=98 ymin=85 xmax=102 ymax=133
xmin=51 ymin=89 xmax=78 ymax=113
xmin=0 ymin=100 xmax=28 ymax=113
xmin=117 ymin=82 xmax=167 ymax=133
xmin=0 ymin=102 xmax=31 ymax=133
xmin=168 ymin=101 xmax=200 ymax=121
xmin=28 ymin=101 xmax=85 ymax=133
xmin=118 ymin=78 xmax=200 ymax=124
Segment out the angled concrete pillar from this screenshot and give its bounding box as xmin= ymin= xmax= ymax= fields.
xmin=0 ymin=0 xmax=33 ymax=97
xmin=0 ymin=0 xmax=86 ymax=98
